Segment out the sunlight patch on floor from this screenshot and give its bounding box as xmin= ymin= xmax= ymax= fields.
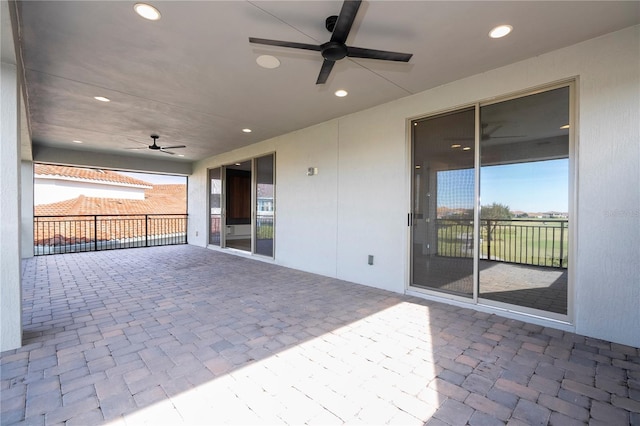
xmin=105 ymin=302 xmax=439 ymax=425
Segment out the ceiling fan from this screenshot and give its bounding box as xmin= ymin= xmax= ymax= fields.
xmin=127 ymin=135 xmax=186 ymax=155
xmin=249 ymin=0 xmax=413 ymax=84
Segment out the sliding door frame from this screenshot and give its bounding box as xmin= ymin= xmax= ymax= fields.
xmin=408 ymin=79 xmax=576 ymax=323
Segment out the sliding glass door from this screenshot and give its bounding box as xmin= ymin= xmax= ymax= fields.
xmin=411 ymin=84 xmax=572 ymax=318
xmin=208 ymin=154 xmax=275 ymax=258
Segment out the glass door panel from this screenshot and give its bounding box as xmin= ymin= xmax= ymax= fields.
xmin=255 ymin=154 xmax=274 ymax=257
xmin=412 ymin=108 xmax=475 ymax=297
xmin=479 ymin=87 xmax=570 ymax=314
xmin=209 ymin=167 xmax=222 ymax=246
xmin=225 ymin=161 xmax=252 ymax=252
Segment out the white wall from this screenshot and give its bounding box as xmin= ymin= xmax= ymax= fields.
xmin=1 ymin=61 xmax=23 ymax=351
xmin=33 ymin=177 xmax=148 ymax=205
xmin=275 ymin=125 xmax=339 ymax=277
xmin=189 ymin=25 xmax=640 ymax=347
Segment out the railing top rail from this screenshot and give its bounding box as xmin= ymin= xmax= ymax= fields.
xmin=35 ymin=214 xmax=188 ymax=219
xmin=437 ymin=217 xmax=567 ymax=224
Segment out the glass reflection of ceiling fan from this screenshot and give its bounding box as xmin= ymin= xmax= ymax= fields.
xmin=446 ymin=124 xmax=525 ymax=142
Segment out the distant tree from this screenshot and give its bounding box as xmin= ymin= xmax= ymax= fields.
xmin=481 ymin=202 xmax=512 ymax=240
xmin=481 ymin=202 xmax=512 ymax=220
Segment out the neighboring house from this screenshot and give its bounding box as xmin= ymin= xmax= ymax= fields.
xmin=34 ymin=164 xmax=152 ymax=205
xmin=33 ymin=165 xmax=186 ymax=247
xmin=34 ymin=164 xmax=186 ymax=216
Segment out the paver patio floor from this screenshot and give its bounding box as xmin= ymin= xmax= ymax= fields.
xmin=1 ymin=245 xmax=639 ymax=425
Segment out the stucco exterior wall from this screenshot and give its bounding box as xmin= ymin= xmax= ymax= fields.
xmin=1 ymin=61 xmax=23 ymax=351
xmin=189 ymin=25 xmax=639 ymax=347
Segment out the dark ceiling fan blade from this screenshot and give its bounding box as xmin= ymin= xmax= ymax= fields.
xmin=330 ymin=0 xmax=362 ymax=44
xmin=160 ymin=145 xmax=186 ymax=149
xmin=316 ymin=59 xmax=336 ymax=84
xmin=124 ymin=147 xmax=147 ymax=150
xmin=347 ymin=46 xmax=412 ymax=62
xmin=446 ymin=135 xmax=524 ymax=141
xmin=249 ymin=37 xmax=321 ymax=52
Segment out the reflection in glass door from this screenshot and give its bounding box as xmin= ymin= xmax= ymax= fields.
xmin=412 ymin=108 xmax=475 ymax=297
xmin=479 ymin=87 xmax=569 ymax=314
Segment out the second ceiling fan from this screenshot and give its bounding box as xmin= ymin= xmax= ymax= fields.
xmin=249 ymin=0 xmax=413 ymax=84
xmin=127 ymin=135 xmax=186 ymax=155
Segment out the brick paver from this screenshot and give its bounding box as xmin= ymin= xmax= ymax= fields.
xmin=1 ymin=245 xmax=639 ymax=425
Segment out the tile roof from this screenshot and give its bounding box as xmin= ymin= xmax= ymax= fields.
xmin=34 ymin=164 xmax=152 ymax=187
xmin=34 ymin=184 xmax=187 ymax=216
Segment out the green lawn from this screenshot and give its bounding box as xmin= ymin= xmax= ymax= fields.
xmin=436 ymin=219 xmax=568 ymax=268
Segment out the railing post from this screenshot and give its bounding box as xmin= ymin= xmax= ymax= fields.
xmin=94 ymin=215 xmax=98 ymax=251
xmin=145 ymin=215 xmax=149 ymax=247
xmin=559 ymin=221 xmax=565 ymax=268
xmin=486 ymin=220 xmax=491 ymax=260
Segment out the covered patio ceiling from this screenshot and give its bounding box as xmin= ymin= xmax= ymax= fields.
xmin=15 ymin=1 xmax=640 ymax=165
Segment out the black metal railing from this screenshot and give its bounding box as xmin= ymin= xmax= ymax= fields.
xmin=34 ymin=214 xmax=187 ymax=255
xmin=436 ymin=218 xmax=568 ymax=268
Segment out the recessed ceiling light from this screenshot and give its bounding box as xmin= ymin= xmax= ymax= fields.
xmin=242 ymin=128 xmax=252 ymax=133
xmin=178 ymin=154 xmax=185 ymax=157
xmin=94 ymin=96 xmax=110 ymax=102
xmin=463 ymin=146 xmax=472 ymax=151
xmin=134 ymin=3 xmax=161 ymax=21
xmin=256 ymin=55 xmax=280 ymax=69
xmin=415 ymin=165 xmax=421 ymax=169
xmin=335 ymin=89 xmax=348 ymax=97
xmin=72 ymin=140 xmax=83 ymax=144
xmin=451 ymin=144 xmax=461 ymax=149
xmin=489 ymin=25 xmax=513 ymax=39
xmin=560 ymin=124 xmax=570 ymax=129
xmin=234 ymin=163 xmax=241 ymax=166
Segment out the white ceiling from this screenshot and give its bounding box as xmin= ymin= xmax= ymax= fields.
xmin=16 ymin=1 xmax=640 ymax=164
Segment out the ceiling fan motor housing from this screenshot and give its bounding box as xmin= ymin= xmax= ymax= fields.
xmin=149 ymin=134 xmax=160 ymax=149
xmin=321 ymin=41 xmax=348 ymax=61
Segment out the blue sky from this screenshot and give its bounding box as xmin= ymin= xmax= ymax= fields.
xmin=481 ymin=159 xmax=568 ymax=212
xmin=437 ymin=159 xmax=568 ymax=212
